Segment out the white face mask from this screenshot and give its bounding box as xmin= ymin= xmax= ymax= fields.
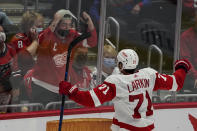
xmin=0 ymin=32 xmax=6 ymax=42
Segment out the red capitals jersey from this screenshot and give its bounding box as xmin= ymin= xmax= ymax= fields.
xmin=69 ymin=68 xmax=186 ymax=131
xmin=0 ymin=45 xmax=18 ymax=92
xmin=33 ymin=28 xmax=97 ymax=93
xmin=9 ymin=33 xmax=32 ymax=53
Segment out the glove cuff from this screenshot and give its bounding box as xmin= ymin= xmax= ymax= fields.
xmin=175 ymin=65 xmax=188 ymax=73
xmin=175 ymin=59 xmax=191 ymax=73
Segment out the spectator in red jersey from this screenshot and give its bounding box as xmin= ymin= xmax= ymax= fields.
xmin=10 ymin=11 xmax=44 ymax=54
xmin=69 ymin=45 xmax=117 ymax=91
xmin=0 ymin=25 xmax=23 ymax=113
xmin=68 ymin=47 xmax=92 ymax=91
xmin=29 ymin=9 xmax=97 ymax=105
xmin=7 ymin=11 xmax=45 ymax=102
xmin=180 ymin=1 xmax=197 ymax=93
xmin=9 ymin=11 xmax=44 ymax=75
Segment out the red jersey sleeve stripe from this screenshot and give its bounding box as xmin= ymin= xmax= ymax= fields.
xmin=113 ymin=118 xmax=154 ymax=131
xmin=169 ymin=75 xmax=178 ymax=91
xmin=173 ymin=69 xmax=187 ymax=91
xmin=89 ymin=89 xmax=101 ymax=107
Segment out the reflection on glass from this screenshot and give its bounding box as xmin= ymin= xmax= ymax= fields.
xmin=0 ymin=0 xmax=99 ymax=113
xmin=180 ymin=0 xmax=197 ymax=97
xmin=107 ymin=0 xmax=177 ymax=103
xmin=0 ymin=0 xmax=188 ymax=114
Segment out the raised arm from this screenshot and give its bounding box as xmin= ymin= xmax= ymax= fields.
xmin=153 ymin=59 xmax=191 ymax=91
xmin=81 ymin=12 xmax=97 ymax=47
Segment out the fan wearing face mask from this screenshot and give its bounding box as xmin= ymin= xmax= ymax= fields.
xmin=91 ymin=44 xmax=119 ymax=88
xmin=102 ymin=45 xmax=118 ymax=76
xmin=27 ymin=9 xmax=97 ymax=105
xmin=8 ymin=11 xmax=45 ymax=78
xmin=0 ymin=25 xmax=23 ymax=112
xmin=10 ymin=11 xmax=44 ymax=55
xmin=7 ymin=11 xmax=45 ymax=103
xmin=67 ymin=47 xmax=92 ymax=91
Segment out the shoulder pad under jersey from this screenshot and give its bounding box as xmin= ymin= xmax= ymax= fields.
xmin=139 ymin=67 xmax=157 ymax=75
xmin=104 ymin=74 xmax=120 ymax=84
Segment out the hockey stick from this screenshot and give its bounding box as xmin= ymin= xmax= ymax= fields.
xmin=58 ymin=32 xmax=91 ymax=131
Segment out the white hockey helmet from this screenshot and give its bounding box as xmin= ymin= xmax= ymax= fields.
xmin=117 ymin=49 xmax=139 ymax=70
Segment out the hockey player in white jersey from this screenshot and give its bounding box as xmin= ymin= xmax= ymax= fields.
xmin=59 ymin=49 xmax=191 ymax=131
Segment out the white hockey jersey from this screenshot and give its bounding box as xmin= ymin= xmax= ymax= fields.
xmin=69 ymin=67 xmax=187 ymax=131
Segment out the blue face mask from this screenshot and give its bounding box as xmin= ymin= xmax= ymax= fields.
xmin=103 ymin=58 xmax=116 ymax=68
xmin=36 ymin=28 xmax=43 ymax=33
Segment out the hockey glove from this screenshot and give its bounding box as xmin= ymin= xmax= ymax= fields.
xmin=175 ymin=59 xmax=191 ymax=73
xmin=59 ymin=81 xmax=78 ymax=96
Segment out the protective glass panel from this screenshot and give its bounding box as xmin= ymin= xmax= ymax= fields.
xmin=0 ymin=0 xmax=100 ymax=113
xmin=0 ymin=0 xmax=186 ymax=115
xmin=106 ymin=0 xmax=178 ymax=103
xmin=179 ymin=0 xmax=197 ymax=102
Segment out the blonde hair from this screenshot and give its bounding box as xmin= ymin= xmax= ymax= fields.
xmin=103 ymin=44 xmax=117 ymax=58
xmin=21 ymin=11 xmax=43 ymax=33
xmin=75 ymin=46 xmax=88 ymax=55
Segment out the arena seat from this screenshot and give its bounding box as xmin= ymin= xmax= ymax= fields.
xmin=0 ymin=103 xmax=44 ymax=113
xmin=163 ymin=94 xmax=197 ymax=103
xmin=45 ymin=101 xmax=82 ymax=110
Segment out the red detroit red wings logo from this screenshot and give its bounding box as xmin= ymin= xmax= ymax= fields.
xmin=122 ymin=52 xmax=128 ymax=57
